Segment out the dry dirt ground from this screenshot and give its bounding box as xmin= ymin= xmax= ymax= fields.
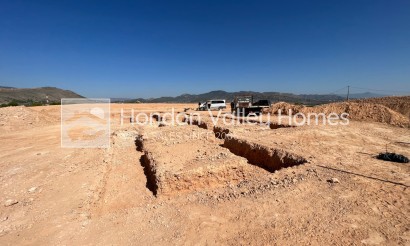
xmin=0 ymin=103 xmax=409 ymax=245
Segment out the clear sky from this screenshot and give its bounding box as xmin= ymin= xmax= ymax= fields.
xmin=1 ymin=0 xmax=409 ymax=98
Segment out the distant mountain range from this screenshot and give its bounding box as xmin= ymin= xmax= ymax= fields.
xmin=0 ymin=85 xmax=391 ymax=106
xmin=119 ymin=91 xmax=388 ymax=104
xmin=339 ymin=92 xmax=387 ymax=99
xmin=0 ymin=86 xmax=83 ymax=104
xmin=123 ymin=90 xmax=343 ymax=105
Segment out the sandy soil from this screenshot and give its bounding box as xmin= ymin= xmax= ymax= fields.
xmin=353 ymin=96 xmax=410 ymax=119
xmin=0 ymin=103 xmax=409 ymax=245
xmin=268 ymin=101 xmax=410 ymax=128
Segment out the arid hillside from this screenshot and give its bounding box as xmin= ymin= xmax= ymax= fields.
xmin=0 ymin=87 xmax=83 ymax=104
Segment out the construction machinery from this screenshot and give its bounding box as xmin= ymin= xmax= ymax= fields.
xmin=232 ymin=95 xmax=268 ymax=115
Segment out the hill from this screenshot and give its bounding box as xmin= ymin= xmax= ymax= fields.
xmin=129 ymin=90 xmax=344 ymax=105
xmin=0 ymin=86 xmax=84 ymax=105
xmin=339 ymin=92 xmax=387 ymax=99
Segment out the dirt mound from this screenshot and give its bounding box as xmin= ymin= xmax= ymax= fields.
xmin=267 ymin=101 xmax=409 ymax=127
xmin=353 ymin=96 xmax=410 ymax=119
xmin=268 ymin=102 xmax=304 ymax=114
xmin=0 ymin=106 xmax=58 ymax=131
xmin=302 ymin=102 xmax=409 ymax=127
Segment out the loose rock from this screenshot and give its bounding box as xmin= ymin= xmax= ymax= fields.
xmin=4 ymin=199 xmax=18 ymax=207
xmin=328 ymin=177 xmax=340 ymax=184
xmin=28 ymin=187 xmax=37 ymax=193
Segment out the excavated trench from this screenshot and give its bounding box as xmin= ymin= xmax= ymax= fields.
xmin=135 ymin=134 xmax=144 ymax=151
xmin=213 ymin=126 xmax=230 ymax=139
xmin=135 ymin=133 xmax=253 ymax=196
xmin=184 ymin=116 xmax=209 ymax=129
xmin=139 ymin=152 xmax=159 ymax=195
xmin=269 ymin=122 xmax=295 ymax=129
xmin=135 ymin=136 xmax=158 ymax=195
xmin=134 ymin=122 xmax=307 ymax=196
xmin=236 ymin=118 xmax=295 ymax=130
xmin=223 ymin=137 xmax=307 ymax=172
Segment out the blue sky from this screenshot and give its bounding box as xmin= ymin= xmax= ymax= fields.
xmin=1 ymin=0 xmax=409 ymax=98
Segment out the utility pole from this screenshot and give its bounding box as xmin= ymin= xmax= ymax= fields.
xmin=346 ymin=85 xmax=350 ymax=101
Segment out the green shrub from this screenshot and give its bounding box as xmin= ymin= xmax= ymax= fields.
xmin=8 ymin=101 xmax=19 ymax=106
xmin=31 ymin=101 xmax=43 ymax=106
